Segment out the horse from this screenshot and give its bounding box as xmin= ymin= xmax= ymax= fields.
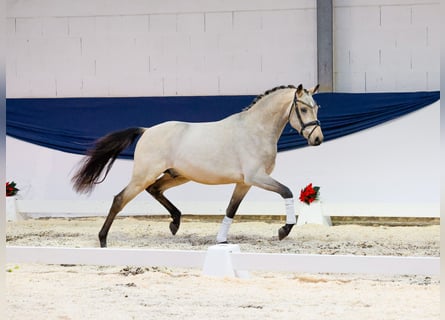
xmin=71 ymin=84 xmax=323 ymax=248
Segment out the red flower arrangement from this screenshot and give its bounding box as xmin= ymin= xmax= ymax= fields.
xmin=299 ymin=183 xmax=320 ymax=205
xmin=6 ymin=181 xmax=19 ymax=197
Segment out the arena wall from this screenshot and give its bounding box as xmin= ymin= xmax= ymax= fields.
xmin=333 ymin=0 xmax=439 ymax=92
xmin=6 ymin=0 xmax=439 ymax=97
xmin=6 ymin=0 xmax=317 ymax=97
xmin=5 ymin=0 xmax=440 ymax=217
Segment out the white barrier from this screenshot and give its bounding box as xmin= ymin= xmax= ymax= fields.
xmin=6 ymin=246 xmax=439 ymax=277
xmin=202 ymin=244 xmax=249 ymax=278
xmin=6 ymin=198 xmax=440 ymax=222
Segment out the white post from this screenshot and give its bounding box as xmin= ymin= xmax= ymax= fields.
xmin=202 ymin=244 xmax=249 ymax=278
xmin=297 ymin=201 xmax=332 ymax=226
xmin=6 ymin=197 xmax=23 ymax=221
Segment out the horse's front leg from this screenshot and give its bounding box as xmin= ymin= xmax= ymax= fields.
xmin=245 ymin=174 xmax=296 ymax=240
xmin=216 ymin=183 xmax=251 ymax=243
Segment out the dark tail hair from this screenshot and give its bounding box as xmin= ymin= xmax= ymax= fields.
xmin=71 ymin=127 xmax=145 ymax=194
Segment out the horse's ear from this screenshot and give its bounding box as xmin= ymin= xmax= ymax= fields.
xmin=309 ymin=84 xmax=320 ymax=95
xmin=296 ymin=84 xmax=303 ymax=97
xmin=308 ymin=84 xmax=320 ymax=95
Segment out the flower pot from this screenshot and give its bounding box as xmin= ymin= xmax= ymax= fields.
xmin=296 ymin=201 xmax=332 ymax=226
xmin=6 ymin=196 xmax=20 ymax=221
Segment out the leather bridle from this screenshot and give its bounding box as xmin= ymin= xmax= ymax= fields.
xmin=288 ymin=90 xmax=321 ymax=140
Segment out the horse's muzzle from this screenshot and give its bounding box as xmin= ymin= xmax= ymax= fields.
xmin=308 ymin=129 xmax=323 ymax=146
xmin=312 ymin=135 xmax=323 ymax=146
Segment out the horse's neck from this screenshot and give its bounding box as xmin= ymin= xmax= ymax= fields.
xmin=242 ymin=89 xmax=294 ymax=141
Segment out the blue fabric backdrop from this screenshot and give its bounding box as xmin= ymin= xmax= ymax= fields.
xmin=6 ymin=91 xmax=439 ymax=159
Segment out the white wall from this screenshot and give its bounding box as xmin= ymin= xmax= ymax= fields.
xmin=6 ymin=0 xmax=317 ymax=97
xmin=6 ymin=0 xmax=439 ymax=97
xmin=333 ymin=0 xmax=439 ymax=92
xmin=6 ymin=101 xmax=440 ymax=217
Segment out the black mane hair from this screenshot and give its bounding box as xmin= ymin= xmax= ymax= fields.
xmin=243 ymin=84 xmax=297 ymax=111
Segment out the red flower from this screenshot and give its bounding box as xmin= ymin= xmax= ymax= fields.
xmin=299 ymin=183 xmax=320 ymax=205
xmin=6 ymin=181 xmax=19 ymax=197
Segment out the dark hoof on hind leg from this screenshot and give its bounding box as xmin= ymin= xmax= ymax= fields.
xmin=99 ymin=234 xmax=107 ymax=248
xmin=278 ymin=224 xmax=294 ymax=240
xmin=169 ymin=221 xmax=180 ymax=235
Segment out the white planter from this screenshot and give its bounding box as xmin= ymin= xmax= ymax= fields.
xmin=6 ymin=196 xmax=21 ymax=221
xmin=296 ymin=201 xmax=332 ymax=226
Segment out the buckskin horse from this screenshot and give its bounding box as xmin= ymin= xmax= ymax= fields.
xmin=72 ymin=84 xmax=323 ymax=247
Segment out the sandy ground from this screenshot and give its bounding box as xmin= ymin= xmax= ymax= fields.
xmin=5 ymin=217 xmax=440 ymax=320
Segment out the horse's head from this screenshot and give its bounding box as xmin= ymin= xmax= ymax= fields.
xmin=288 ymin=84 xmax=324 ymax=146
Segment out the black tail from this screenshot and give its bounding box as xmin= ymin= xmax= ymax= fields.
xmin=72 ymin=127 xmax=145 ymax=194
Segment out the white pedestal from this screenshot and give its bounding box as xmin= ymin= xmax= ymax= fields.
xmin=296 ymin=201 xmax=332 ymax=226
xmin=6 ymin=197 xmax=22 ymax=221
xmin=202 ymin=244 xmax=249 ymax=278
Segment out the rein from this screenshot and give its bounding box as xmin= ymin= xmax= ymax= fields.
xmin=289 ymin=90 xmax=321 ymax=140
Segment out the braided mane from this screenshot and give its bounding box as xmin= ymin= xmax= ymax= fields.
xmin=243 ymin=85 xmax=297 ymax=111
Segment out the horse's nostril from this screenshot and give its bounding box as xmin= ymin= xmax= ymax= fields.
xmin=313 ymin=136 xmax=323 ymax=146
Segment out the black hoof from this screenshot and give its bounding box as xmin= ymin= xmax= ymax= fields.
xmin=99 ymin=240 xmax=107 ymax=248
xmin=217 ymin=241 xmax=228 ymax=244
xmin=278 ymin=224 xmax=294 ymax=240
xmin=169 ymin=221 xmax=180 ymax=235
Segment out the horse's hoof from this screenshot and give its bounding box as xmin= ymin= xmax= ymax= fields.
xmin=278 ymin=224 xmax=294 ymax=240
xmin=217 ymin=241 xmax=229 ymax=244
xmin=278 ymin=227 xmax=288 ymax=240
xmin=100 ymin=240 xmax=107 ymax=248
xmin=169 ymin=221 xmax=180 ymax=235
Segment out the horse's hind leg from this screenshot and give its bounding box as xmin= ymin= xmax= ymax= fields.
xmin=99 ymin=182 xmax=147 ymax=248
xmin=146 ymin=170 xmax=189 ymax=235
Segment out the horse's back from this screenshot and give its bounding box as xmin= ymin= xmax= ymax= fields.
xmin=134 ymin=117 xmax=246 ymax=184
xmin=136 ymin=121 xmax=190 ymax=155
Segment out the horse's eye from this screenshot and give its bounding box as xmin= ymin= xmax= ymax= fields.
xmin=301 ymin=108 xmax=308 ymax=114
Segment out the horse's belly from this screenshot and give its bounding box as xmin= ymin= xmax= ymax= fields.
xmin=193 ymin=175 xmax=242 ymax=185
xmin=174 ymin=162 xmax=243 ymax=185
xmin=170 ymin=122 xmax=245 ymax=184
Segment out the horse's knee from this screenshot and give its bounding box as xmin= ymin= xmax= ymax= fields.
xmin=280 ymin=186 xmax=293 ymax=199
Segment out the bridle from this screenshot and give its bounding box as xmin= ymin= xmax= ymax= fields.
xmin=288 ymin=90 xmax=321 ymax=140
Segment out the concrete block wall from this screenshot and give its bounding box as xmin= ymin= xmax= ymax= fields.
xmin=6 ymin=0 xmax=440 ymax=97
xmin=6 ymin=0 xmax=317 ymax=98
xmin=333 ymin=0 xmax=439 ymax=92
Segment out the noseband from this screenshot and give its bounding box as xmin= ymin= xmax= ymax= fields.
xmin=289 ymin=90 xmax=321 ymax=140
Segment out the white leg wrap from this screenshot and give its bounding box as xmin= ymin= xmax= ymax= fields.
xmin=216 ymin=216 xmax=233 ymax=243
xmin=285 ymin=198 xmax=296 ymax=224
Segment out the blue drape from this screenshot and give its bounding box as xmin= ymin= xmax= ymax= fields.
xmin=6 ymin=91 xmax=439 ymax=158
